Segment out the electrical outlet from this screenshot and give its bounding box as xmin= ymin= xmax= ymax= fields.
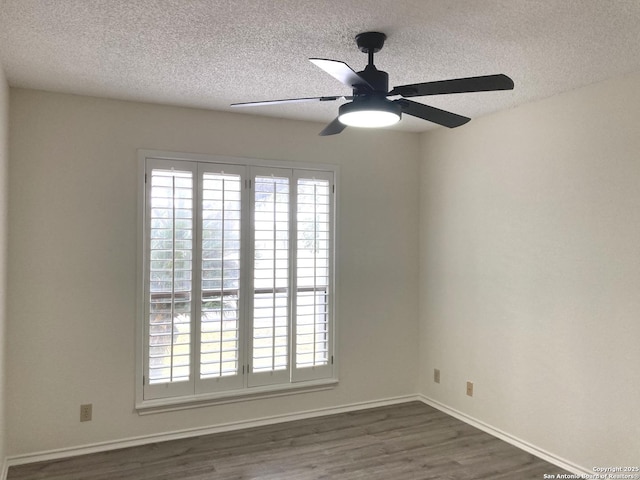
xmin=466 ymin=381 xmax=474 ymax=397
xmin=434 ymin=368 xmax=440 ymax=384
xmin=80 ymin=404 xmax=92 ymax=422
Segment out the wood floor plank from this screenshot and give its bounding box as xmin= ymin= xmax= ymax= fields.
xmin=7 ymin=402 xmax=572 ymax=479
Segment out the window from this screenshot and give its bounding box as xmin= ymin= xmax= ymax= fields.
xmin=137 ymin=152 xmax=336 ymax=409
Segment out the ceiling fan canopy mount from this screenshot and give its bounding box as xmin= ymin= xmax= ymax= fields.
xmin=355 ymin=31 xmax=387 ymax=54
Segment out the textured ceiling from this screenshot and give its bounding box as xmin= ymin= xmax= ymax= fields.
xmin=1 ymin=0 xmax=640 ymax=132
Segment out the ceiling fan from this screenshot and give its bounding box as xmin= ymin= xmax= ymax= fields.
xmin=231 ymin=32 xmax=514 ymax=136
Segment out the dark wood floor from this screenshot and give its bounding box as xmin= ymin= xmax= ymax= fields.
xmin=8 ymin=401 xmax=571 ymax=479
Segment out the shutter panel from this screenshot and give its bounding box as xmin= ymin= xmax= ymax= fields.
xmin=196 ymin=164 xmax=246 ymax=393
xmin=293 ymin=171 xmax=334 ymax=382
xmin=144 ymin=160 xmax=196 ymax=400
xmin=249 ymin=168 xmax=291 ymax=386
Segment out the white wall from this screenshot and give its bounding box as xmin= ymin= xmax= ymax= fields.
xmin=0 ymin=63 xmax=9 ymax=472
xmin=7 ymin=89 xmax=420 ymax=456
xmin=419 ymin=72 xmax=640 ymax=469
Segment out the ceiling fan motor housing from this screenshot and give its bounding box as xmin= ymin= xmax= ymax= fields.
xmin=355 ymin=65 xmax=389 ymax=95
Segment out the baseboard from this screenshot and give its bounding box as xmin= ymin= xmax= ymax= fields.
xmin=5 ymin=393 xmax=590 ymax=479
xmin=5 ymin=394 xmax=420 ymax=472
xmin=417 ymin=394 xmax=591 ymax=477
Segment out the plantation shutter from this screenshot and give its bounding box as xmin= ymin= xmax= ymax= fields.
xmin=196 ymin=163 xmax=246 ymax=393
xmin=292 ymin=170 xmax=334 ymax=382
xmin=140 ymin=153 xmax=336 ymax=405
xmin=248 ymin=167 xmax=292 ymax=387
xmin=144 ymin=160 xmax=197 ymax=400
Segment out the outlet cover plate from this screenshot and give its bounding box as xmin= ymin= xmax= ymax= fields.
xmin=80 ymin=404 xmax=92 ymax=422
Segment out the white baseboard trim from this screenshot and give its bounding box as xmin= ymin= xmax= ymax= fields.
xmin=4 ymin=394 xmax=591 ymax=479
xmin=4 ymin=394 xmax=420 ymax=473
xmin=417 ymin=394 xmax=591 ymax=477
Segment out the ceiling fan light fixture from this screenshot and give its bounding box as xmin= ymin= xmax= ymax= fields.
xmin=338 ymin=99 xmax=401 ymax=128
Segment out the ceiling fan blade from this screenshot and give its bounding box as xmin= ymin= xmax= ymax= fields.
xmin=396 ymin=99 xmax=470 ymax=128
xmin=309 ymin=58 xmax=373 ymax=90
xmin=319 ymin=117 xmax=347 ymax=136
xmin=390 ymin=74 xmax=514 ymax=97
xmin=231 ymin=96 xmax=343 ymax=108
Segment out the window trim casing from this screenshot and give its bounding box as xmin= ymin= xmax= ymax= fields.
xmin=135 ymin=150 xmax=339 ymax=413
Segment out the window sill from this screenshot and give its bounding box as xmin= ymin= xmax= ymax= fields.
xmin=136 ymin=378 xmax=339 ymax=415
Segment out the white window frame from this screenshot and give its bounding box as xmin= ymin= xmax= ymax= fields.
xmin=136 ymin=150 xmax=338 ymax=413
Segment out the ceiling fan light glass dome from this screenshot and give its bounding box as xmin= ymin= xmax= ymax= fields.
xmin=338 ymin=100 xmax=401 ymax=128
